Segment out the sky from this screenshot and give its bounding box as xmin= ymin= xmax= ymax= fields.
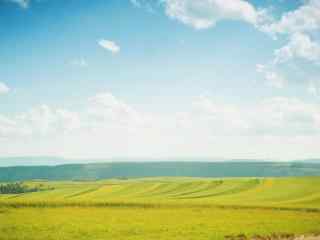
xmin=0 ymin=0 xmax=320 ymax=161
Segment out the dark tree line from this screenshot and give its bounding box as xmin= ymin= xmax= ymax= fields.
xmin=0 ymin=182 xmax=39 ymax=194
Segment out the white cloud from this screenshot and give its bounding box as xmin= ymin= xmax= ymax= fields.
xmin=261 ymin=0 xmax=320 ymax=35
xmin=274 ymin=33 xmax=320 ymax=64
xmin=98 ymin=39 xmax=120 ymax=54
xmin=88 ymin=92 xmax=141 ymax=125
xmin=70 ymin=58 xmax=87 ymax=67
xmin=307 ymin=83 xmax=318 ymax=96
xmin=130 ymin=0 xmax=142 ymax=8
xmin=244 ymin=0 xmax=320 ymax=91
xmin=133 ymin=0 xmax=320 ymax=76
xmin=151 ymin=0 xmax=320 ymax=91
xmin=1 ymin=93 xmax=319 ymax=138
xmin=76 ymin=94 xmax=320 ymax=159
xmin=132 ymin=0 xmax=155 ymax=13
xmin=256 ymin=64 xmax=287 ymax=89
xmin=54 ymin=109 xmax=82 ymax=132
xmin=162 ymin=0 xmax=268 ymax=29
xmin=5 ymin=0 xmax=29 ymax=8
xmin=189 ymin=95 xmax=250 ymax=135
xmin=192 ymin=96 xmax=320 ymax=136
xmin=254 ymin=97 xmax=320 ymax=136
xmin=253 ymin=1 xmax=320 ymax=89
xmin=0 ymin=82 xmax=10 ymax=94
xmin=307 ymin=81 xmax=320 ymax=96
xmin=0 ymin=115 xmax=29 ymax=138
xmin=255 ymin=63 xmax=265 ymax=72
xmin=264 ymin=71 xmax=287 ymax=89
xmin=1 ymin=93 xmax=320 ymax=159
xmin=10 ymin=105 xmax=81 ymax=137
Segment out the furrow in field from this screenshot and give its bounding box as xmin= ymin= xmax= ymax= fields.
xmin=163 ymin=182 xmax=205 ymax=197
xmin=177 ymin=179 xmax=261 ymax=199
xmin=98 ymin=183 xmax=140 ymax=197
xmin=141 ymin=182 xmax=196 ymax=198
xmin=79 ymin=182 xmax=164 ymax=200
xmin=124 ymin=182 xmax=169 ymax=198
xmin=64 ymin=186 xmax=103 ymax=199
xmin=1 ymin=177 xmax=320 ymax=211
xmin=109 ymin=182 xmax=161 ymax=199
xmin=135 ymin=182 xmax=174 ymax=197
xmin=237 ymin=178 xmax=319 ymax=206
xmin=72 ymin=184 xmax=124 ymax=200
xmin=170 ymin=181 xmax=223 ymax=198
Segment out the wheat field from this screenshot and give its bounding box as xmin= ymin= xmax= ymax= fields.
xmin=0 ymin=177 xmax=320 ymax=240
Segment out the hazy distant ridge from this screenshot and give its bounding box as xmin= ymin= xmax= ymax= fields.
xmin=0 ymin=158 xmax=319 ymax=181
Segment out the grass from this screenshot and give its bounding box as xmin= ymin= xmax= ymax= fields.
xmin=0 ymin=177 xmax=320 ymax=240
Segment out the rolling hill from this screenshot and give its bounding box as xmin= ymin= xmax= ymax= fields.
xmin=0 ymin=160 xmax=320 ymax=181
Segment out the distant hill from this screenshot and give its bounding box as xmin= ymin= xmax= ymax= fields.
xmin=0 ymin=156 xmax=68 ymax=167
xmin=297 ymin=159 xmax=320 ymax=164
xmin=0 ymin=160 xmax=320 ymax=181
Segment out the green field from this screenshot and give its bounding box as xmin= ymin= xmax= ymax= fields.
xmin=1 ymin=177 xmax=320 ymax=240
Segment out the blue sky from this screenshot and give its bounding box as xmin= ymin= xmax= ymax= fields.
xmin=0 ymin=0 xmax=320 ymax=161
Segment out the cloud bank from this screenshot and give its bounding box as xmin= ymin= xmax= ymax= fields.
xmin=1 ymin=92 xmax=320 ymax=159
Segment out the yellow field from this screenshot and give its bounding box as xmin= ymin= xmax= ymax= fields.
xmin=0 ymin=177 xmax=320 ymax=240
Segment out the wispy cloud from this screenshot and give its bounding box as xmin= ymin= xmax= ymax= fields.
xmin=6 ymin=0 xmax=30 ymax=8
xmin=0 ymin=82 xmax=10 ymax=94
xmin=130 ymin=0 xmax=142 ymax=8
xmin=98 ymin=39 xmax=120 ymax=54
xmin=2 ymin=92 xmax=320 ymax=158
xmin=274 ymin=33 xmax=320 ymax=64
xmin=307 ymin=81 xmax=320 ymax=96
xmin=130 ymin=0 xmax=155 ymax=13
xmin=261 ymin=0 xmax=320 ymax=36
xmin=1 ymin=92 xmax=320 ymax=143
xmin=133 ymin=0 xmax=319 ymax=92
xmin=70 ymin=58 xmax=88 ymax=68
xmin=256 ymin=64 xmax=287 ymax=89
xmin=161 ymin=0 xmax=270 ymax=30
xmin=257 ymin=0 xmax=320 ymax=90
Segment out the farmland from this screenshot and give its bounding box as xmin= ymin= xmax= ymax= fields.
xmin=0 ymin=177 xmax=320 ymax=240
